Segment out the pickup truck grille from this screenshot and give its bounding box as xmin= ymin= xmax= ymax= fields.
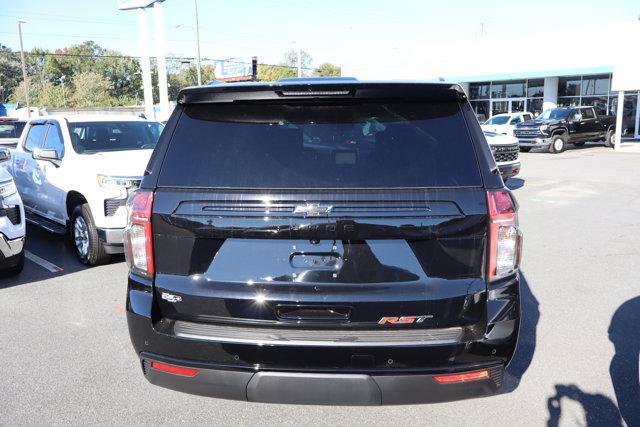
xmin=491 ymin=144 xmax=519 ymax=163
xmin=514 ymin=128 xmax=541 ymax=138
xmin=0 ymin=205 xmax=21 ymax=225
xmin=104 ymin=198 xmax=127 ymax=217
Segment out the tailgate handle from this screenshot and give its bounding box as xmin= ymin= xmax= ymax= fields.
xmin=276 ymin=305 xmax=351 ymax=321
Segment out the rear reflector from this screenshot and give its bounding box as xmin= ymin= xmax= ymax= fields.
xmin=150 ymin=361 xmax=199 ymax=377
xmin=433 ymin=370 xmax=489 ymax=384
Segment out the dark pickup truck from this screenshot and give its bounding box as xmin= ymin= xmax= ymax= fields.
xmin=514 ymin=106 xmax=615 ymax=153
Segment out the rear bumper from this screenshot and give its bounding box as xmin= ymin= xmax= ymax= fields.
xmin=497 ymin=162 xmax=520 ymax=179
xmin=127 ymin=273 xmax=520 ymax=404
xmin=139 ymin=353 xmax=503 ymax=405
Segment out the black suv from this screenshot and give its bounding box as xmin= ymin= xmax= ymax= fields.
xmin=124 ymin=79 xmax=522 ymax=405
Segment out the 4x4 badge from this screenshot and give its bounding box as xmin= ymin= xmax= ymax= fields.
xmin=293 ymin=204 xmax=333 ymax=216
xmin=161 ymin=292 xmax=182 ymax=303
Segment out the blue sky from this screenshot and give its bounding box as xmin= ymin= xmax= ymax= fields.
xmin=0 ymin=0 xmax=637 ymax=73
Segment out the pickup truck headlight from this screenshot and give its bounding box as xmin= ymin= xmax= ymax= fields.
xmin=0 ymin=179 xmax=17 ymax=198
xmin=97 ymin=174 xmax=138 ymax=188
xmin=539 ymin=125 xmax=549 ymax=134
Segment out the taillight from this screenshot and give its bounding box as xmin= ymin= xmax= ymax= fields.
xmin=433 ymin=370 xmax=489 ymax=384
xmin=150 ymin=361 xmax=199 ymax=377
xmin=124 ymin=190 xmax=154 ymax=277
xmin=487 ymin=190 xmax=522 ymax=281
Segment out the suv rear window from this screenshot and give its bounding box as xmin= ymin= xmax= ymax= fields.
xmin=159 ymin=101 xmax=482 ymax=188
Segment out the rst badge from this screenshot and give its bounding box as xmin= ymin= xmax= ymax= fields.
xmin=378 ymin=315 xmax=433 ymax=325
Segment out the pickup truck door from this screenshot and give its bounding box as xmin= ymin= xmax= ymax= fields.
xmin=35 ymin=121 xmax=67 ymax=225
xmin=13 ymin=120 xmax=47 ymax=214
xmin=567 ymin=109 xmax=584 ymax=142
xmin=580 ymin=107 xmax=599 ymax=140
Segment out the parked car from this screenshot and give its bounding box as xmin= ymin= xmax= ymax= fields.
xmin=0 ymin=148 xmax=25 ymax=275
xmin=483 ymin=131 xmax=520 ymax=180
xmin=125 ymin=79 xmax=523 ymax=405
xmin=0 ymin=117 xmax=27 ymax=148
xmin=514 ymin=106 xmax=616 ymax=153
xmin=7 ymin=115 xmax=163 ymax=265
xmin=481 ymin=112 xmax=534 ymax=136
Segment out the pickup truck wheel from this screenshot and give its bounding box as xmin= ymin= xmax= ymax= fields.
xmin=604 ymin=129 xmax=615 ymax=148
xmin=549 ymin=135 xmax=566 ymax=154
xmin=1 ymin=250 xmax=24 ymax=276
xmin=519 ymin=147 xmax=532 ymax=152
xmin=71 ymin=204 xmax=110 ymax=266
xmin=573 ymin=142 xmax=586 ymax=147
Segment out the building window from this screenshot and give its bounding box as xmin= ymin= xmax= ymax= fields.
xmin=469 ymin=83 xmax=490 ymax=99
xmin=527 ymin=79 xmax=544 ymax=97
xmin=559 ymin=77 xmax=581 ymax=96
xmin=491 ymin=80 xmax=525 ymax=98
xmin=470 ymin=100 xmax=490 ymax=122
xmin=558 ymin=97 xmax=580 ymax=107
xmin=582 ymin=74 xmax=610 ymax=96
xmin=527 ymin=98 xmax=543 ymax=114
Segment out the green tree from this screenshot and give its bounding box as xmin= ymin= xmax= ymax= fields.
xmin=0 ymin=45 xmax=22 ymax=103
xmin=313 ymin=63 xmax=341 ymax=77
xmin=167 ymin=64 xmax=216 ymax=101
xmin=283 ymin=49 xmax=313 ymax=71
xmin=70 ymin=71 xmax=113 ymax=107
xmin=257 ymin=64 xmax=296 ymax=82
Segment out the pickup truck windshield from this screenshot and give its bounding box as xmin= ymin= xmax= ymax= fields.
xmin=538 ymin=109 xmax=569 ymax=120
xmin=68 ymin=121 xmax=163 ymax=154
xmin=484 ymin=116 xmax=510 ymax=125
xmin=159 ymin=101 xmax=482 ymax=189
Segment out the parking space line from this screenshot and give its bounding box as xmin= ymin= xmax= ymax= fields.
xmin=25 ymin=250 xmax=64 ymax=273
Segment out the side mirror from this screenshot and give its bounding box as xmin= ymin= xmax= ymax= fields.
xmin=33 ymin=147 xmax=62 ymax=166
xmin=0 ymin=147 xmax=10 ymax=163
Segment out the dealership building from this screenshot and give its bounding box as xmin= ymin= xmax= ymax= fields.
xmin=454 ymin=67 xmax=639 ymax=138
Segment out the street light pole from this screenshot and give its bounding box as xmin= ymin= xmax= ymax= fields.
xmin=297 ymin=45 xmax=302 ymax=77
xmin=17 ymin=20 xmax=30 ymax=118
xmin=193 ymin=0 xmax=202 ymax=85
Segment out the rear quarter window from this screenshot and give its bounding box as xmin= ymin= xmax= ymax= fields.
xmin=159 ymin=101 xmax=482 ymax=189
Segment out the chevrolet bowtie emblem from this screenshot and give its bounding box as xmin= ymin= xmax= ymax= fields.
xmin=293 ymin=204 xmax=333 ymax=216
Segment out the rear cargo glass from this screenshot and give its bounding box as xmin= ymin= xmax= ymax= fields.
xmin=159 ymin=101 xmax=482 ymax=188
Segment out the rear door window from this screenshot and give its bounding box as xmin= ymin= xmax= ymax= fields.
xmin=159 ymin=101 xmax=482 ymax=189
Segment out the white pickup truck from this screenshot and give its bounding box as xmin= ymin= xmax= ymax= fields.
xmin=7 ymin=115 xmax=163 ymax=265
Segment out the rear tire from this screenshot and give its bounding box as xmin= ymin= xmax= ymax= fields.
xmin=70 ymin=203 xmax=110 ymax=266
xmin=549 ymin=135 xmax=566 ymax=154
xmin=604 ymin=129 xmax=615 ymax=148
xmin=519 ymin=147 xmax=532 ymax=153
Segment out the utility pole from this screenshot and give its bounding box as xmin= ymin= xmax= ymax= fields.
xmin=153 ymin=1 xmax=169 ymax=118
xmin=193 ymin=0 xmax=202 ymax=85
xmin=297 ymin=45 xmax=302 ymax=77
xmin=17 ymin=20 xmax=30 ymax=118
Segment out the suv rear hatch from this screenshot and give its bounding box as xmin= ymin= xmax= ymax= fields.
xmin=151 ymin=95 xmax=490 ymax=344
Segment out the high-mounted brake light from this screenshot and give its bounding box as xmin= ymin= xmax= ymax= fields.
xmin=487 ymin=190 xmax=522 ymax=281
xmin=150 ymin=361 xmax=199 ymax=377
xmin=433 ymin=370 xmax=489 ymax=384
xmin=124 ymin=190 xmax=154 ymax=277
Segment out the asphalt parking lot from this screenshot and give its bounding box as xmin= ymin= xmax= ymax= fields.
xmin=2 ymin=143 xmax=639 ymax=426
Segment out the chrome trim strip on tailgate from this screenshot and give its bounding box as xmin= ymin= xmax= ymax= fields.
xmin=173 ymin=321 xmax=467 ymax=347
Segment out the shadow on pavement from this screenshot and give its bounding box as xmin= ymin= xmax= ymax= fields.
xmin=546 ymin=384 xmax=622 ymax=426
xmin=0 ymin=224 xmax=124 ymax=289
xmin=506 ymin=177 xmax=525 ymax=190
xmin=608 ymin=296 xmax=640 ymax=426
xmin=502 ymin=272 xmax=539 ymax=392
